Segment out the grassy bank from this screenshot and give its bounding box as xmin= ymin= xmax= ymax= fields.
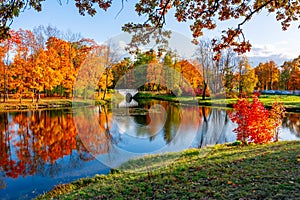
xmin=0 ymin=98 xmax=109 ymax=111
xmin=37 ymin=141 xmax=300 ymax=199
xmin=135 ymin=92 xmax=300 ymax=112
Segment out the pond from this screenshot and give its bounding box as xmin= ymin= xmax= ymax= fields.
xmin=0 ymin=100 xmax=299 ymax=199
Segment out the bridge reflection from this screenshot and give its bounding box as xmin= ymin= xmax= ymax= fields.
xmin=116 ymin=89 xmax=139 ymax=107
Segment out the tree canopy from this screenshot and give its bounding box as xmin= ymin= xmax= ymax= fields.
xmin=1 ymin=0 xmax=300 ymax=57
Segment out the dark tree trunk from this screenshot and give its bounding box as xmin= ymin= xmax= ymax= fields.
xmin=202 ymin=82 xmax=207 ymax=100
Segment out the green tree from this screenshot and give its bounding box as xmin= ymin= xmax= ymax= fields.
xmin=237 ymin=57 xmax=258 ymax=95
xmin=111 ymin=57 xmax=131 ymax=88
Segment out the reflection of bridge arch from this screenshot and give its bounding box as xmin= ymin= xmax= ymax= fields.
xmin=116 ymin=89 xmax=139 ymax=108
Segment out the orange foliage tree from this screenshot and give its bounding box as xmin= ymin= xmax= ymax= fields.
xmin=255 ymin=61 xmax=279 ymax=90
xmin=176 ymin=60 xmax=204 ymax=95
xmin=229 ymin=95 xmax=285 ymax=144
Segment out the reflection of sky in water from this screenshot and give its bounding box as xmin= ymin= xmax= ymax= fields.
xmin=279 ymin=127 xmax=300 ymax=141
xmin=0 ymin=151 xmax=109 ymax=200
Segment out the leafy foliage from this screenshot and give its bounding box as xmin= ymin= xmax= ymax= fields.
xmin=2 ymin=1 xmax=300 ymax=57
xmin=229 ymin=95 xmax=285 ymax=144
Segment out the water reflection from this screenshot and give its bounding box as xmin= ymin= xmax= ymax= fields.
xmin=282 ymin=113 xmax=300 ymax=137
xmin=0 ymin=109 xmax=111 ymax=199
xmin=0 ymin=100 xmax=299 ymax=199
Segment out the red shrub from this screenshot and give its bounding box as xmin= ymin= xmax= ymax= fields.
xmin=229 ymin=95 xmax=285 ymax=144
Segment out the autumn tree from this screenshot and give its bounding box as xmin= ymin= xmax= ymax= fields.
xmin=255 ymin=61 xmax=279 ymax=90
xmin=111 ymin=57 xmax=131 ymax=87
xmin=46 ymin=36 xmax=78 ymax=98
xmin=230 ymin=95 xmax=285 ymax=144
xmin=176 ymin=60 xmax=203 ymax=95
xmin=236 ymin=56 xmax=258 ymax=95
xmin=2 ymin=1 xmax=300 ymax=57
xmin=278 ymin=56 xmax=300 ymax=91
xmin=98 ymin=68 xmax=113 ymax=99
xmin=0 ymin=30 xmax=20 ymax=102
xmin=97 ymin=44 xmax=119 ymax=100
xmin=146 ymin=51 xmax=165 ymax=92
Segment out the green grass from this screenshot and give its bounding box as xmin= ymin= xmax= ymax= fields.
xmin=135 ymin=92 xmax=300 ymax=111
xmin=37 ymin=141 xmax=300 ymax=199
xmin=259 ymin=94 xmax=300 ymax=110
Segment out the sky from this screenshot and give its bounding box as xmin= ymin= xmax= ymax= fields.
xmin=11 ymin=1 xmax=300 ymax=66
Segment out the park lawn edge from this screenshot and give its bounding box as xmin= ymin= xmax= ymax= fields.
xmin=135 ymin=92 xmax=300 ymax=112
xmin=1 ymin=92 xmax=299 ymax=112
xmin=36 ymin=140 xmax=300 ymax=199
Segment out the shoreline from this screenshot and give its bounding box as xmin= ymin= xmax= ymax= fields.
xmin=0 ymin=93 xmax=300 ymax=113
xmin=134 ymin=92 xmax=300 ymax=113
xmin=0 ymin=98 xmax=109 ymax=112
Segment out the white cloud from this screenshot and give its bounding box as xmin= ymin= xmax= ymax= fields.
xmin=246 ymin=43 xmax=296 ymax=59
xmin=243 ymin=41 xmax=300 ymax=66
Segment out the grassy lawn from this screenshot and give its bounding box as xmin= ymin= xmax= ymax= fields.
xmin=135 ymin=92 xmax=300 ymax=111
xmin=259 ymin=94 xmax=300 ymax=110
xmin=37 ymin=141 xmax=300 ymax=199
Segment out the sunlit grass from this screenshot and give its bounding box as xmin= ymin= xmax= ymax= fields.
xmin=135 ymin=92 xmax=300 ymax=111
xmin=36 ymin=141 xmax=300 ymax=199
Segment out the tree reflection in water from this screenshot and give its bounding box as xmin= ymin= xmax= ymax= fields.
xmin=195 ymin=107 xmax=236 ymax=148
xmin=0 ymin=107 xmax=114 ymax=186
xmin=0 ymin=100 xmax=299 ymax=198
xmin=282 ymin=113 xmax=300 ymax=137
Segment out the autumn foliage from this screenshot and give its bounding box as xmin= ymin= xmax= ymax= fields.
xmin=229 ymin=95 xmax=285 ymax=144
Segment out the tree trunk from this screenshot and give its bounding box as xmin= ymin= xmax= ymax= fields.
xmin=103 ymin=88 xmax=107 ymax=100
xmin=60 ymin=85 xmax=63 ymax=99
xmin=32 ymin=90 xmax=35 ymax=103
xmin=202 ymin=82 xmax=207 ymax=100
xmin=5 ymin=92 xmax=8 ymax=102
xmin=36 ymin=91 xmax=41 ymax=103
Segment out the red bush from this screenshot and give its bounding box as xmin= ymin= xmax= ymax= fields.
xmin=229 ymin=95 xmax=285 ymax=144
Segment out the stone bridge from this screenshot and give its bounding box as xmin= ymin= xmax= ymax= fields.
xmin=116 ymin=89 xmax=138 ymax=97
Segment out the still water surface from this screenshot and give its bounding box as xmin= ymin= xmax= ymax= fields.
xmin=0 ymin=100 xmax=299 ymax=199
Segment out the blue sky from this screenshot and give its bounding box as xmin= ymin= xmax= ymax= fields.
xmin=11 ymin=1 xmax=300 ymax=66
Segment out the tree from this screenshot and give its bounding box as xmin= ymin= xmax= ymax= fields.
xmin=2 ymin=1 xmax=300 ymax=56
xmin=278 ymin=56 xmax=300 ymax=91
xmin=0 ymin=30 xmax=20 ymax=102
xmin=97 ymin=44 xmax=119 ymax=100
xmin=176 ymin=60 xmax=204 ymax=95
xmin=229 ymin=95 xmax=285 ymax=144
xmin=195 ymin=40 xmax=214 ymax=100
xmin=46 ymin=36 xmax=78 ymax=98
xmin=279 ymin=61 xmax=293 ymax=90
xmin=236 ymin=56 xmax=258 ymax=95
xmin=111 ymin=57 xmax=131 ymax=88
xmin=98 ymin=68 xmax=113 ymax=99
xmin=146 ymin=53 xmax=165 ymax=92
xmin=255 ymin=61 xmax=279 ymax=90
